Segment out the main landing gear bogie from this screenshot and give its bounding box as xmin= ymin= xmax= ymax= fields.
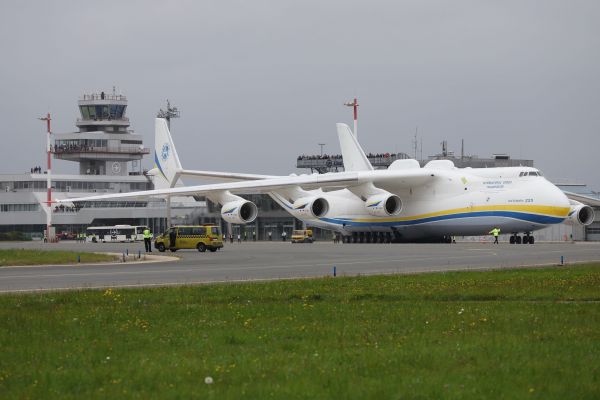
xmin=509 ymin=233 xmax=535 ymax=245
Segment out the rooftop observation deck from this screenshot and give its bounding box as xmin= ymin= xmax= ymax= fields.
xmin=297 ymin=152 xmax=533 ymax=173
xmin=80 ymin=93 xmax=127 ymax=102
xmin=53 ymin=145 xmax=149 ymax=155
xmin=297 ymin=153 xmax=410 ymax=173
xmin=53 ymin=145 xmax=149 ymax=160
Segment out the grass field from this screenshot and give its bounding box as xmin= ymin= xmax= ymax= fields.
xmin=1 ymin=265 xmax=599 ymax=399
xmin=0 ymin=249 xmax=117 ymax=266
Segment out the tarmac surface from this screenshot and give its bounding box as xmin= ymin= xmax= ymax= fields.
xmin=0 ymin=240 xmax=599 ymax=293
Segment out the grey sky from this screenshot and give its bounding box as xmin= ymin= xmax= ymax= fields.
xmin=1 ymin=1 xmax=599 ymax=188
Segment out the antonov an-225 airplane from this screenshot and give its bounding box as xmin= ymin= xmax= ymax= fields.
xmin=59 ymin=118 xmax=594 ymax=244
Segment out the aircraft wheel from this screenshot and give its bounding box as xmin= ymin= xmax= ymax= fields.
xmin=515 ymin=236 xmax=522 ymax=244
xmin=529 ymin=236 xmax=535 ymax=245
xmin=523 ymin=236 xmax=530 ymax=244
xmin=509 ymin=236 xmax=515 ymax=244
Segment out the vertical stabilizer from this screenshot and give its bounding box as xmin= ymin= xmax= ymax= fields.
xmin=336 ymin=123 xmax=373 ymax=172
xmin=148 ymin=118 xmax=183 ymax=189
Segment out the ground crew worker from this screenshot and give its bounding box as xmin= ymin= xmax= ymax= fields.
xmin=268 ymin=231 xmax=272 ymax=241
xmin=282 ymin=231 xmax=287 ymax=242
xmin=252 ymin=231 xmax=256 ymax=241
xmin=143 ymin=228 xmax=153 ymax=252
xmin=489 ymin=227 xmax=500 ymax=244
xmin=169 ymin=228 xmax=177 ymax=250
xmin=237 ymin=234 xmax=241 ymax=243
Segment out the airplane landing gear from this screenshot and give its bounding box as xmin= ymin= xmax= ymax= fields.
xmin=510 ymin=233 xmax=534 ymax=244
xmin=523 ymin=234 xmax=534 ymax=244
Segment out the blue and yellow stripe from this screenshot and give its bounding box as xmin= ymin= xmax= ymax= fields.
xmin=320 ymin=205 xmax=570 ymax=227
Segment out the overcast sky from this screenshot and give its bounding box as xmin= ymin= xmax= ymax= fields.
xmin=1 ymin=1 xmax=598 ymax=188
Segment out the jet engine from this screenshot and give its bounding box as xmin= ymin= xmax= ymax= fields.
xmin=568 ymin=204 xmax=594 ymax=226
xmin=221 ymin=200 xmax=258 ymax=224
xmin=365 ymin=193 xmax=402 ymax=217
xmin=292 ymin=196 xmax=330 ymax=218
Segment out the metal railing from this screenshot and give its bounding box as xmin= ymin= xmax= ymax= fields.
xmin=53 ymin=146 xmax=149 ymax=155
xmin=80 ymin=93 xmax=127 ymax=101
xmin=296 ymin=153 xmax=410 ymax=170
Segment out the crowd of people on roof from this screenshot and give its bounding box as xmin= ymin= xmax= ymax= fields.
xmin=52 ymin=144 xmax=94 ymax=153
xmin=297 ymin=152 xmax=397 ymax=161
xmin=30 ymin=166 xmax=43 ymax=173
xmin=53 ymin=204 xmax=81 ymax=213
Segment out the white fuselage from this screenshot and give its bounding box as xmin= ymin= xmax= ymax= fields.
xmin=271 ymin=166 xmax=571 ymax=240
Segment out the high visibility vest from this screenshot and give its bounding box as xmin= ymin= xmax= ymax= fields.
xmin=143 ymin=229 xmax=152 ymax=239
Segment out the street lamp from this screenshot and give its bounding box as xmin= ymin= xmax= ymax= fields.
xmin=318 ymin=143 xmax=326 ymax=157
xmin=157 ymin=99 xmax=180 ymax=130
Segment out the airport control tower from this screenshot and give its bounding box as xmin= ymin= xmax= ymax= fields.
xmin=53 ymin=90 xmax=149 ymax=176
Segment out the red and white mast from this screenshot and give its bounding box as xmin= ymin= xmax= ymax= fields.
xmin=344 ymin=97 xmax=359 ymax=137
xmin=39 ymin=113 xmax=52 ymax=241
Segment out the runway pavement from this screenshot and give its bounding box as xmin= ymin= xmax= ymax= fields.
xmin=0 ymin=240 xmax=599 ymax=293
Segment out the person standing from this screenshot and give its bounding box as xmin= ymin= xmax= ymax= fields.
xmin=237 ymin=233 xmax=241 ymax=243
xmin=282 ymin=231 xmax=287 ymax=242
xmin=143 ymin=228 xmax=153 ymax=252
xmin=252 ymin=231 xmax=256 ymax=241
xmin=489 ymin=227 xmax=500 ymax=244
xmin=169 ymin=228 xmax=177 ymax=250
xmin=268 ymin=231 xmax=272 ymax=241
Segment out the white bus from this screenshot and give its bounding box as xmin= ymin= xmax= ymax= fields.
xmin=85 ymin=225 xmax=149 ymax=243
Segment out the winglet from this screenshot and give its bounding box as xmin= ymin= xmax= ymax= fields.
xmin=336 ymin=123 xmax=373 ymax=171
xmin=148 ymin=118 xmax=183 ymax=188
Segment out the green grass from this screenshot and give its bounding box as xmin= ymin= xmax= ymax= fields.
xmin=1 ymin=265 xmax=599 ymax=399
xmin=0 ymin=249 xmax=117 ymax=266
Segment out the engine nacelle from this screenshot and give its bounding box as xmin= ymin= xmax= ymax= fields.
xmin=221 ymin=200 xmax=258 ymax=224
xmin=292 ymin=196 xmax=330 ymax=218
xmin=365 ymin=193 xmax=402 ymax=217
xmin=568 ymin=204 xmax=594 ymax=226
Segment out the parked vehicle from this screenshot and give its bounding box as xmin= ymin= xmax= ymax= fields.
xmin=291 ymin=229 xmax=314 ymax=243
xmin=154 ymin=225 xmax=224 ymax=252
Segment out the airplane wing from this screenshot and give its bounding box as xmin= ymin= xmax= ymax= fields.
xmin=58 ymin=169 xmax=435 ymax=203
xmin=178 ymin=169 xmax=277 ymax=181
xmin=563 ymin=191 xmax=600 ymax=207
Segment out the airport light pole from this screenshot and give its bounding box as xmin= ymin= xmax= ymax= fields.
xmin=38 ymin=113 xmax=53 ymax=242
xmin=344 ymin=97 xmax=359 ymax=137
xmin=157 ymin=99 xmax=180 ymax=130
xmin=318 ymin=143 xmax=326 ymax=157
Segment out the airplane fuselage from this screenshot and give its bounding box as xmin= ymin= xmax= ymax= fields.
xmin=273 ymin=166 xmax=571 ymax=241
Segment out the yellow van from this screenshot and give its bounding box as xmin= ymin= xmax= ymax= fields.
xmin=154 ymin=225 xmax=224 ymax=252
xmin=291 ymin=229 xmax=314 ymax=243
